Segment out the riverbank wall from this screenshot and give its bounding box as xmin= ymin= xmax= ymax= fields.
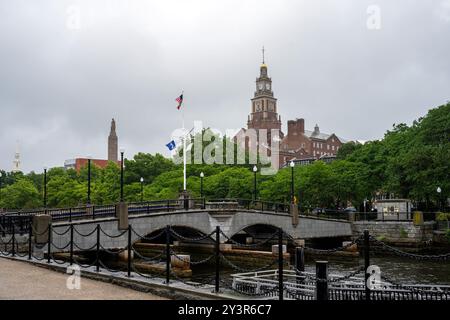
xmin=352 ymin=221 xmax=435 ymax=247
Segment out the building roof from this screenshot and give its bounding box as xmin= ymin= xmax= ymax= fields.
xmin=303 ymin=130 xmax=347 ymax=143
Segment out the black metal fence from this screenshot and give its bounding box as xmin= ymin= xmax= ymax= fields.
xmin=1 ymin=223 xmax=449 ymax=300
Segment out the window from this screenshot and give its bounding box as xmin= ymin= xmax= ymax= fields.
xmin=327 ymin=145 xmax=330 ymax=150
xmin=332 ymin=146 xmax=335 ymax=151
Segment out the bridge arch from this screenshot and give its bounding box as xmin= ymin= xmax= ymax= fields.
xmin=224 ymin=211 xmax=298 ymax=241
xmin=226 ymin=223 xmax=280 ymax=241
xmin=137 ymin=225 xmax=214 ymax=245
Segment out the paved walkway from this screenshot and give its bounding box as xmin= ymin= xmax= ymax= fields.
xmin=0 ymin=258 xmax=167 ymax=300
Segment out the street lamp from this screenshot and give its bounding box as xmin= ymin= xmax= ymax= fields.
xmin=43 ymin=167 xmax=48 ymax=208
xmin=120 ymin=149 xmax=125 ymax=202
xmin=200 ymin=172 xmax=204 ymax=199
xmin=290 ymin=161 xmax=295 ymax=203
xmin=140 ymin=177 xmax=144 ymax=202
xmin=437 ymin=187 xmax=442 ymax=211
xmin=87 ymin=156 xmax=92 ymax=205
xmin=253 ymin=165 xmax=258 ymax=201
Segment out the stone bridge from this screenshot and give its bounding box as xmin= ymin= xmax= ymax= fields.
xmin=50 ymin=208 xmax=352 ymax=252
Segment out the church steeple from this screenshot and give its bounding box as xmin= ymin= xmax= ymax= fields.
xmin=12 ymin=141 xmax=21 ymax=173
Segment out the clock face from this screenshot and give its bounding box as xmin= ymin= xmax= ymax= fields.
xmin=266 ymin=83 xmax=271 ymax=90
xmin=258 ymin=83 xmax=263 ymax=90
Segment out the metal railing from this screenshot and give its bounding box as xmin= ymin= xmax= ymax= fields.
xmin=0 ymin=198 xmax=294 ymax=234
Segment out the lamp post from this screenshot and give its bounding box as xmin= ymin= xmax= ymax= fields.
xmin=200 ymin=172 xmax=204 ymax=199
xmin=120 ymin=149 xmax=124 ymax=202
xmin=437 ymin=187 xmax=442 ymax=212
xmin=140 ymin=177 xmax=144 ymax=202
xmin=0 ymin=172 xmax=2 ymax=205
xmin=43 ymin=167 xmax=48 ymax=208
xmin=290 ymin=161 xmax=295 ymax=203
xmin=253 ymin=165 xmax=258 ymax=201
xmin=87 ymin=156 xmax=92 ymax=205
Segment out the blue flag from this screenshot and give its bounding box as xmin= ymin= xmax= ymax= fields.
xmin=166 ymin=140 xmax=176 ymax=151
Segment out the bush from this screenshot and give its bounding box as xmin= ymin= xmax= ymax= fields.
xmin=446 ymin=229 xmax=450 ymax=243
xmin=436 ymin=212 xmax=450 ymax=221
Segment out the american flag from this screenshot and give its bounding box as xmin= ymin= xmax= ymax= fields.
xmin=175 ymin=94 xmax=183 ymax=110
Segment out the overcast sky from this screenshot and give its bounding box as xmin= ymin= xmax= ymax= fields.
xmin=0 ymin=0 xmax=449 ymax=173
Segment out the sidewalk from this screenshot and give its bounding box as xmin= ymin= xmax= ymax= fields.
xmin=0 ymin=258 xmax=167 ymax=300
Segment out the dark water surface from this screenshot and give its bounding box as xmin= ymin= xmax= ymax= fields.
xmin=189 ymin=255 xmax=450 ymax=286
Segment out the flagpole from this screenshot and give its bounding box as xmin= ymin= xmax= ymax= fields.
xmin=182 ymin=91 xmax=186 ymax=192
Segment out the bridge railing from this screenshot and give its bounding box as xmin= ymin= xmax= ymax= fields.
xmin=205 ymin=198 xmax=290 ymax=214
xmin=353 ymin=211 xmax=437 ymax=222
xmin=1 ymin=197 xmax=354 ymax=234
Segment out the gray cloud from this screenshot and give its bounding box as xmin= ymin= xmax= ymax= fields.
xmin=0 ymin=0 xmax=449 ymax=172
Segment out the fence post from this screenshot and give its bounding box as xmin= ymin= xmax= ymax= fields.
xmin=70 ymin=225 xmax=74 ymax=265
xmin=215 ymin=226 xmax=220 ymax=293
xmin=278 ymin=227 xmax=284 ymax=301
xmin=364 ymin=229 xmax=371 ymax=301
xmin=11 ymin=224 xmax=16 ymax=257
xmin=69 ymin=208 xmax=72 ymax=222
xmin=127 ymin=225 xmax=132 ymax=277
xmin=28 ymin=224 xmax=32 ymax=260
xmin=165 ymin=225 xmax=171 ymax=284
xmin=96 ymin=224 xmax=100 ymax=272
xmin=295 ymin=246 xmax=305 ymax=285
xmin=315 ymin=261 xmax=328 ymax=301
xmin=47 ymin=223 xmax=52 ymax=264
xmin=295 ymin=247 xmax=305 ymax=273
xmin=184 ymin=195 xmax=189 ymax=210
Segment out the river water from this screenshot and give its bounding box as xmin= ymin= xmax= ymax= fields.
xmin=190 ymin=255 xmax=450 ymax=286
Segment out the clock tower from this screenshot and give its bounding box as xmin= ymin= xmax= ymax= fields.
xmin=247 ymin=52 xmax=283 ymax=146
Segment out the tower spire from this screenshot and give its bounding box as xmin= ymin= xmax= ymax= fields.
xmin=12 ymin=141 xmax=21 ymax=173
xmin=262 ymin=46 xmax=265 ymax=64
xmin=108 ymin=118 xmax=118 ymax=162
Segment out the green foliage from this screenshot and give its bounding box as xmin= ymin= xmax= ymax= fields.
xmin=0 ymin=178 xmax=41 ymax=209
xmin=124 ymin=153 xmax=176 ymax=185
xmin=399 ymin=227 xmax=408 ymax=238
xmin=436 ymin=212 xmax=450 ymax=221
xmin=445 ymin=229 xmax=450 ymax=243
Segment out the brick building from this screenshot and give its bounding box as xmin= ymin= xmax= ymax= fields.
xmin=236 ymin=59 xmax=347 ymax=168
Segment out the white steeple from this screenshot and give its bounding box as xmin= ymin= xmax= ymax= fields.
xmin=12 ymin=141 xmax=21 ymax=173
